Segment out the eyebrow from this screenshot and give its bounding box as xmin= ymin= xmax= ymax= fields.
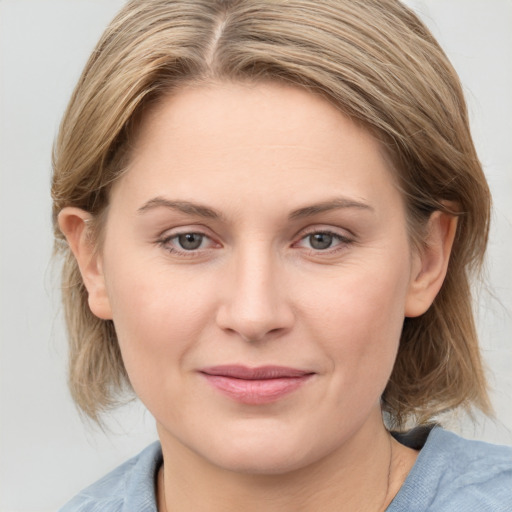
xmin=288 ymin=197 xmax=374 ymax=220
xmin=137 ymin=197 xmax=222 ymax=219
xmin=137 ymin=196 xmax=373 ymax=221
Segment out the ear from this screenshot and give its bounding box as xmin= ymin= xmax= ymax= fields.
xmin=405 ymin=210 xmax=458 ymax=318
xmin=58 ymin=207 xmax=113 ymax=320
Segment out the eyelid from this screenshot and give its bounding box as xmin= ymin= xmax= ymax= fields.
xmin=157 ymin=223 xmax=218 ymax=241
xmin=295 ymin=224 xmax=355 ymax=242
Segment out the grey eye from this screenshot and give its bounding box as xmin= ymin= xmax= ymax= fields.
xmin=309 ymin=233 xmax=333 ymax=250
xmin=178 ymin=233 xmax=204 ymax=250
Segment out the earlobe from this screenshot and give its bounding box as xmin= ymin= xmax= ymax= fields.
xmin=58 ymin=207 xmax=113 ymax=320
xmin=404 ymin=210 xmax=458 ymax=318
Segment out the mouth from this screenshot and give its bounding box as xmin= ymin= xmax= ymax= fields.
xmin=199 ymin=365 xmax=315 ymax=404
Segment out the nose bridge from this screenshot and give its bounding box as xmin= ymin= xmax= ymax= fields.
xmin=217 ymin=239 xmax=293 ymax=341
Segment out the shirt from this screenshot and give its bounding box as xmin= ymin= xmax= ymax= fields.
xmin=59 ymin=427 xmax=512 ymax=511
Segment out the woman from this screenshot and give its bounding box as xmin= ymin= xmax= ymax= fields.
xmin=53 ymin=0 xmax=512 ymax=510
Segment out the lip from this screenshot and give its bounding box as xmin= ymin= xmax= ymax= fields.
xmin=199 ymin=365 xmax=314 ymax=405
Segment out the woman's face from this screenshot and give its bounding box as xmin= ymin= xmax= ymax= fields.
xmin=91 ymin=82 xmax=424 ymax=473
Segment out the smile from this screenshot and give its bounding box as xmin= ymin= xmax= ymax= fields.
xmin=199 ymin=365 xmax=315 ymax=405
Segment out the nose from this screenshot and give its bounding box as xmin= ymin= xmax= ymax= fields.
xmin=215 ymin=244 xmax=295 ymax=343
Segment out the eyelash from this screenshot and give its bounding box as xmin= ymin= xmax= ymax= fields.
xmin=156 ymin=228 xmax=354 ymax=257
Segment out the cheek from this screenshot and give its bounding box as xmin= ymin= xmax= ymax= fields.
xmin=300 ymin=257 xmax=410 ymax=393
xmin=103 ymin=257 xmax=216 ymax=393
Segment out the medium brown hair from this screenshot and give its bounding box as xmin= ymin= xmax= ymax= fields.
xmin=52 ymin=0 xmax=491 ymax=426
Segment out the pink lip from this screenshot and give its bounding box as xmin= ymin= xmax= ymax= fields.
xmin=199 ymin=365 xmax=314 ymax=405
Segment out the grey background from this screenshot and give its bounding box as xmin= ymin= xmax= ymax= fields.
xmin=0 ymin=1 xmax=511 ymax=511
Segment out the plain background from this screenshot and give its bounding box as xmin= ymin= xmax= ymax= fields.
xmin=0 ymin=1 xmax=511 ymax=511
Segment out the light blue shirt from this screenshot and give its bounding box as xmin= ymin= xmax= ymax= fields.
xmin=59 ymin=427 xmax=512 ymax=511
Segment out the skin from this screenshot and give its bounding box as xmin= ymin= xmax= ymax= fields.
xmin=60 ymin=82 xmax=457 ymax=511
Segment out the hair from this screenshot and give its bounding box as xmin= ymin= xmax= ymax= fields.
xmin=52 ymin=0 xmax=492 ymax=426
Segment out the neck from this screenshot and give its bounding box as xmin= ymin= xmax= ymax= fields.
xmin=156 ymin=418 xmax=416 ymax=512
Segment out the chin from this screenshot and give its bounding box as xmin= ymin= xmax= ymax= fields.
xmin=211 ymin=447 xmax=312 ymax=476
xmin=196 ymin=424 xmax=331 ymax=476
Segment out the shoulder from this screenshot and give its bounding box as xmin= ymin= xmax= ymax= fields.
xmin=389 ymin=427 xmax=512 ymax=512
xmin=58 ymin=441 xmax=162 ymax=512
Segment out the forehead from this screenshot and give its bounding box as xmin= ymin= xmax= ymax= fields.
xmin=114 ymin=81 xmax=402 ymax=218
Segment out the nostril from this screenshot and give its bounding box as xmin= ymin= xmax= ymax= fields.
xmin=235 ymin=321 xmax=278 ymax=343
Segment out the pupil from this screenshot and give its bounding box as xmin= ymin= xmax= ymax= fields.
xmin=178 ymin=233 xmax=203 ymax=250
xmin=310 ymin=233 xmax=333 ymax=250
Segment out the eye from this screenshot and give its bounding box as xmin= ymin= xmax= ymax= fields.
xmin=158 ymin=230 xmax=218 ymax=254
xmin=176 ymin=233 xmax=205 ymax=250
xmin=308 ymin=232 xmax=335 ymax=250
xmin=295 ymin=230 xmax=352 ymax=252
